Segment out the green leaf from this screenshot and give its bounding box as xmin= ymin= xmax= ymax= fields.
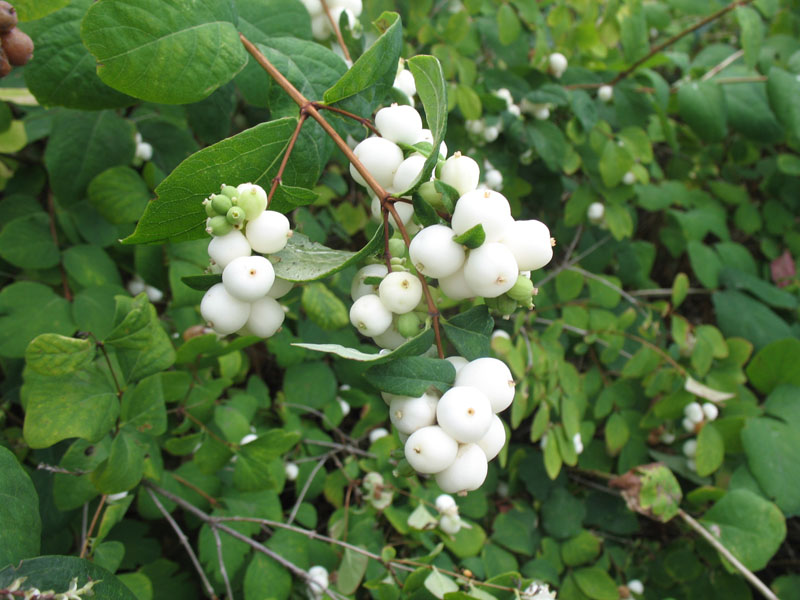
xmin=88 ymin=166 xmax=151 ymax=224
xmin=412 ymin=193 xmax=442 ymax=227
xmin=324 ymin=12 xmax=402 ymax=105
xmin=91 ymin=432 xmax=145 ymax=494
xmin=735 ymin=6 xmax=764 ymax=69
xmin=0 ymin=282 xmax=74 ymax=359
xmin=120 ymin=374 xmax=167 ymax=436
xmin=777 ymin=153 xmax=800 ymax=176
xmin=541 ymin=487 xmax=584 ymax=538
xmin=452 ymin=224 xmax=486 ymax=249
xmin=712 ymin=291 xmax=792 ymax=351
xmin=105 ymin=295 xmax=176 ymax=382
xmin=301 ymin=283 xmax=349 ymax=330
xmin=81 ymin=0 xmax=248 ymax=104
xmin=746 ymin=339 xmax=800 ymax=395
xmin=424 ymin=568 xmax=459 ymax=600
xmin=573 ymin=567 xmax=619 ymax=600
xmin=44 ymin=109 xmax=136 ymax=206
xmin=24 ymin=0 xmax=136 ymax=110
xmin=603 ymin=204 xmax=634 ymax=240
xmin=528 ymin=119 xmax=566 ymax=172
xmin=25 ymin=334 xmax=93 ymax=376
xmin=599 ymin=139 xmax=634 ymax=188
xmin=441 ymin=306 xmax=493 ymax=361
xmin=497 ymin=3 xmax=521 ymax=45
xmin=561 ymin=530 xmax=602 ymax=567
xmin=337 ymin=549 xmax=369 ymax=595
xmin=234 ymin=430 xmax=301 ymax=491
xmin=719 ymin=267 xmax=797 ymax=310
xmin=638 ymin=464 xmax=682 ymax=522
xmin=125 ymin=118 xmax=300 ymax=244
xmin=181 ymin=274 xmax=222 ymax=292
xmin=724 ymin=75 xmax=783 ymax=144
xmin=270 ymin=184 xmax=318 ymax=214
xmin=767 ymin=67 xmax=800 ymax=140
xmin=604 ymin=413 xmax=629 ymax=455
xmin=14 ymin=0 xmax=70 ymax=20
xmin=456 ymin=84 xmax=482 ymax=120
xmin=695 ymin=422 xmax=725 ymax=477
xmin=0 ymin=446 xmax=41 ymax=566
xmin=700 ymin=489 xmax=786 ymax=571
xmin=0 ymin=556 xmax=137 ymax=600
xmin=677 ymin=81 xmax=727 ymax=142
xmin=244 ymin=554 xmax=292 ymax=600
xmin=272 ymin=225 xmax=384 ymax=282
xmin=364 ymin=356 xmax=456 ymax=396
xmin=619 ymin=4 xmax=649 ymax=63
xmin=687 ymin=241 xmax=721 ymax=288
xmin=63 ymin=245 xmax=122 ymax=289
xmin=408 ymin=55 xmax=448 ymax=192
xmin=0 ymin=213 xmax=60 ymax=269
xmin=672 ymin=272 xmax=689 ymax=308
xmin=53 ymin=438 xmax=111 ymax=510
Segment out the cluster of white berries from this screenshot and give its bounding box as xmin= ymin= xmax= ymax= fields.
xmin=199 ymin=183 xmax=294 ymax=336
xmin=127 ymin=274 xmax=164 ymax=302
xmin=682 ymin=400 xmax=719 ymax=433
xmin=362 ymin=471 xmax=393 ymax=510
xmin=521 ymin=582 xmax=558 ymax=600
xmin=134 ymin=132 xmax=153 ymax=163
xmin=434 ymin=493 xmax=464 ymax=535
xmin=386 ymin=357 xmax=513 ymax=493
xmin=300 ymin=0 xmax=362 ymax=41
xmin=306 ymin=565 xmax=329 ymax=600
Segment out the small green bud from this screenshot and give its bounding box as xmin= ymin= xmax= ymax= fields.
xmin=203 ymin=198 xmax=217 ymax=218
xmin=226 ymin=206 xmax=246 ymax=226
xmin=390 ymin=256 xmax=407 ymax=268
xmin=211 ymin=193 xmax=233 ymax=215
xmin=220 ymin=184 xmax=238 ymax=200
xmin=388 ymin=237 xmax=407 ymax=259
xmin=396 ymin=312 xmax=421 ymax=338
xmin=206 ymin=215 xmax=233 ymax=237
xmin=486 ymin=294 xmax=517 ymax=316
xmin=507 ymin=274 xmax=535 ymax=305
xmin=237 ymin=183 xmax=268 ymax=220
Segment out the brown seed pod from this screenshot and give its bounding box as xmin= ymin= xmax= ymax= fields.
xmin=0 ymin=47 xmax=10 ymax=78
xmin=0 ymin=1 xmax=16 ymax=34
xmin=1 ymin=27 xmax=33 ymax=66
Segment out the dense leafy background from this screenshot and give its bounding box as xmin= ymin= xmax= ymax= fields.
xmin=1 ymin=0 xmax=799 ymax=599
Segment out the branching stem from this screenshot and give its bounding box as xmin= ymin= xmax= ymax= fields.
xmin=267 ymin=111 xmax=308 ymax=206
xmin=78 ymin=494 xmax=107 ymax=559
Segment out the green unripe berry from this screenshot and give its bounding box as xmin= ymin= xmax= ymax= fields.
xmin=390 ymin=256 xmax=406 ymax=268
xmin=203 ymin=198 xmax=217 ymax=218
xmin=226 ymin=206 xmax=246 ymax=226
xmin=206 ymin=215 xmax=233 ymax=236
xmin=507 ymin=274 xmax=535 ymax=306
xmin=211 ymin=193 xmax=233 ymax=216
xmin=486 ymin=294 xmax=517 ymax=315
xmin=220 ymin=184 xmax=238 ymax=200
xmin=397 ymin=312 xmax=421 ymax=338
xmin=388 ymin=237 xmax=407 ymax=258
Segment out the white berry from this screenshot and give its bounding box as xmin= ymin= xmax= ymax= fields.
xmin=627 ymin=580 xmax=644 ymax=595
xmin=369 ymin=428 xmax=390 ymax=443
xmin=477 ymin=415 xmax=506 ymax=460
xmin=392 ymin=154 xmax=427 ymax=194
xmin=439 ymin=513 xmax=462 ymax=535
xmin=200 ymin=283 xmax=251 ymax=335
xmin=372 ymin=323 xmax=408 ymax=350
xmin=268 ymin=277 xmax=294 ymax=299
xmin=435 ymin=443 xmax=488 ymax=493
xmin=455 ymin=357 xmax=515 ymax=413
xmin=598 ymin=85 xmax=614 ymax=102
xmin=404 ymin=425 xmax=458 ymax=473
xmin=222 ymin=255 xmax=275 ymax=301
xmin=463 ymin=242 xmax=519 ymax=298
xmin=435 ymin=494 xmax=458 ymax=515
xmin=451 ymin=189 xmax=513 ymax=243
xmin=587 ymin=202 xmax=605 ymax=223
xmin=350 ymin=293 xmax=392 ymax=337
xmin=244 ymin=296 xmax=285 ymax=338
xmin=684 ymin=402 xmax=704 ymax=424
xmin=375 ymin=104 xmax=423 ymax=146
xmin=245 ymin=210 xmax=291 ymax=254
xmin=208 ymin=230 xmax=251 ymax=269
xmin=499 ymin=219 xmax=553 ymax=271
xmin=440 ymin=152 xmax=480 ymax=197
xmin=702 ymin=402 xmax=719 ymax=421
xmin=436 ymin=386 xmax=493 ymax=443
xmin=683 ymin=439 xmax=697 ymax=458
xmin=236 ymin=183 xmax=268 ymax=220
xmin=351 ymin=137 xmax=404 ymax=189
xmin=285 ymin=462 xmax=299 ymax=481
xmin=390 ymin=392 xmax=438 ymax=434
xmin=351 ymin=264 xmax=388 ymax=301
xmin=438 ymin=266 xmax=474 ymax=300
xmin=370 ymin=194 xmax=415 ymax=229
xmin=622 ymin=171 xmax=636 ymax=186
xmin=394 ymin=69 xmax=416 ymax=99
xmin=379 ymin=271 xmax=423 ymax=314
xmin=409 ymin=224 xmax=466 ymax=278
xmin=549 ymin=52 xmax=568 ymax=78
xmin=445 ymin=356 xmax=469 ymax=374
xmin=415 ymin=128 xmax=447 ymax=158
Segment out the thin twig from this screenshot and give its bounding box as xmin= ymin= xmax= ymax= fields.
xmin=566 ymin=265 xmax=646 ymax=315
xmin=287 ymin=452 xmax=332 ymax=525
xmin=678 ymin=509 xmax=779 ymax=600
xmin=536 ymin=236 xmax=611 ymax=288
xmin=212 ymin=526 xmax=234 ymax=600
xmin=37 ymin=462 xmax=85 ymax=476
xmin=314 ymin=103 xmax=380 ymax=135
xmin=700 ymin=49 xmax=744 ymax=81
xmin=320 ymin=0 xmax=352 ymax=63
xmin=629 ymin=287 xmax=711 ymax=297
xmin=532 ymin=317 xmax=634 ymax=359
xmin=302 ymin=437 xmax=375 ymax=458
xmin=284 ymin=402 xmax=353 ymax=443
xmin=79 ymin=495 xmax=107 ymax=559
xmin=80 ymin=502 xmax=89 ymax=555
xmin=268 ymin=112 xmax=308 ymax=205
xmin=146 ymin=488 xmax=218 ymax=600
xmin=171 ymin=472 xmax=220 ymax=507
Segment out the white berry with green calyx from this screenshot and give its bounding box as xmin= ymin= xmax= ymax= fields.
xmin=451 ymin=189 xmax=514 ymax=243
xmin=435 ymin=443 xmax=488 ymax=493
xmin=438 ymin=266 xmax=475 ymax=300
xmin=409 ymin=224 xmax=466 ymax=279
xmin=375 ymin=104 xmax=423 ymax=145
xmin=236 ymin=183 xmax=268 ymax=220
xmin=439 ymin=513 xmax=462 ymax=535
xmin=549 ymin=52 xmax=568 ymax=78
xmin=499 ymin=219 xmax=554 ymax=271
xmin=455 ymin=357 xmax=515 ymax=413
xmin=598 ymin=85 xmax=614 ymax=102
xmin=436 ymin=386 xmax=494 ymax=443
xmin=392 ymin=154 xmax=427 ymax=194
xmin=477 ymin=414 xmax=506 ymax=460
xmin=404 ymin=425 xmax=458 ymax=473
xmin=245 ymin=210 xmax=292 ymax=254
xmin=435 ymin=493 xmax=458 ymax=515
xmin=351 ymin=137 xmax=404 ymax=189
xmin=243 ymin=296 xmax=285 ymax=338
xmin=379 ymin=271 xmax=423 ymax=314
xmin=350 ymin=293 xmax=393 ymax=337
xmin=463 ymin=242 xmax=519 ymax=298
xmin=389 ymin=392 xmax=438 ymax=434
xmin=268 ymin=277 xmax=294 ymax=299
xmin=207 ymin=230 xmax=251 ymax=269
xmin=222 ymin=255 xmax=275 ymax=302
xmin=351 ymin=264 xmax=388 ymax=300
xmin=440 ymin=152 xmax=480 ymax=197
xmin=201 ymin=283 xmax=251 ymax=335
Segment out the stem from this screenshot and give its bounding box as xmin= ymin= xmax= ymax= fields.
xmin=171 ymin=472 xmax=220 ymax=507
xmin=678 ymin=509 xmax=779 ymax=600
xmin=267 ymin=112 xmax=308 ymax=206
xmin=181 ymin=408 xmax=235 ymax=449
xmin=320 ymin=0 xmax=352 ymax=63
xmin=532 ymin=317 xmax=634 ymax=359
xmin=609 ymin=0 xmax=755 ymax=85
xmin=566 ymin=265 xmax=646 ymax=316
xmin=700 ymin=49 xmax=744 ymax=81
xmin=302 ymin=437 xmax=375 ymax=458
xmin=146 ymin=488 xmax=218 ymax=599
xmin=314 ymin=103 xmax=380 ymax=135
xmin=95 ymin=339 xmax=123 ymax=398
xmin=286 ymin=452 xmax=332 ymax=525
xmin=240 ymin=33 xmax=446 ymax=358
xmin=79 ymin=495 xmax=107 ymax=558
xmin=212 ymin=526 xmax=234 ymax=600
